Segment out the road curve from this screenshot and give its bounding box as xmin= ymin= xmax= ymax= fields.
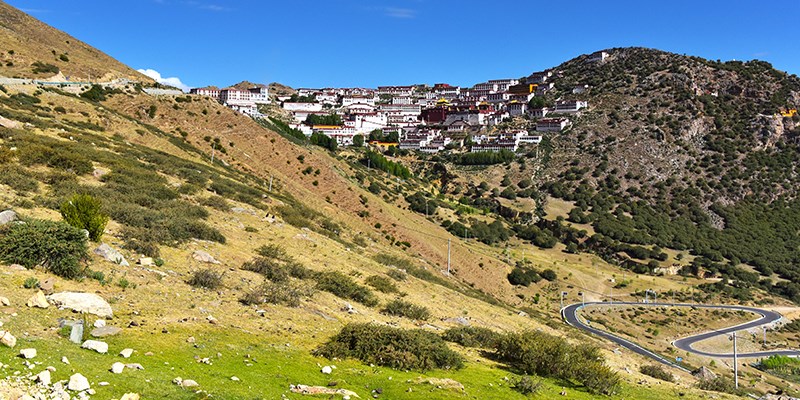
xmin=562 ymin=302 xmax=800 ymax=370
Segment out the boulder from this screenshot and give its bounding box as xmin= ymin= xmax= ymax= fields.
xmin=91 ymin=326 xmax=122 ymax=338
xmin=321 ymin=366 xmax=333 ymax=374
xmin=0 ymin=296 xmax=9 ymax=306
xmin=120 ymin=348 xmax=134 ymax=358
xmin=69 ymin=323 xmax=84 ymax=344
xmin=120 ymin=394 xmax=140 ymax=400
xmin=67 ymin=373 xmax=90 ymax=391
xmin=39 ymin=278 xmax=55 ymax=294
xmin=181 ymin=379 xmax=199 ymax=388
xmin=19 ymin=348 xmax=36 ymax=359
xmin=35 ymin=370 xmax=51 ymax=385
xmin=81 ymin=340 xmax=108 ymax=354
xmin=48 ymin=292 xmax=113 ymax=318
xmin=0 ymin=210 xmax=18 ymax=226
xmin=125 ymin=363 xmax=144 ymax=370
xmin=93 ymin=244 xmax=130 ymax=266
xmin=111 ymin=362 xmax=125 ymax=374
xmin=26 ymin=291 xmax=49 ymax=308
xmin=692 ymin=366 xmax=717 ymax=381
xmin=192 ymin=250 xmax=220 ymax=264
xmin=94 ymin=319 xmax=106 ymax=328
xmin=138 ymin=257 xmax=154 ymax=267
xmin=6 ymin=264 xmax=26 ymax=271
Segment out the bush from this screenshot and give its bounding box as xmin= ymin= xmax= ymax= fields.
xmin=495 ymin=330 xmax=619 ymax=395
xmin=697 ymin=376 xmax=741 ymax=395
xmin=507 ymin=267 xmax=541 ymax=286
xmin=31 ymin=61 xmax=58 ymax=74
xmin=240 ymin=280 xmax=311 ymax=307
xmin=0 ymin=218 xmax=87 ymax=279
xmin=512 ymin=375 xmax=542 ymax=395
xmin=314 ymin=271 xmax=378 ymax=307
xmin=187 ymin=268 xmax=224 ymax=289
xmin=639 ymin=364 xmax=674 ymax=382
xmin=255 ymin=244 xmax=289 ymax=261
xmin=387 ymin=269 xmax=407 ymax=281
xmin=200 ymin=196 xmax=229 ymax=211
xmin=23 ymin=277 xmax=39 ymax=289
xmin=365 ymin=275 xmax=399 ymax=293
xmin=539 ymin=269 xmax=558 ymax=281
xmin=242 ymin=257 xmax=288 ymax=282
xmin=381 ymin=299 xmax=431 ymax=320
xmin=315 ymin=323 xmax=463 ymax=371
xmin=442 ymin=326 xmax=501 ymax=348
xmin=60 ymin=194 xmax=109 ymax=241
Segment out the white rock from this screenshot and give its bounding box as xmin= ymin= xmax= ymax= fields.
xmin=192 ymin=250 xmax=220 ymax=264
xmin=120 ymin=348 xmax=134 ymax=358
xmin=138 ymin=257 xmax=154 ymax=267
xmin=125 ymin=363 xmax=144 ymax=370
xmin=19 ymin=348 xmax=36 ymax=359
xmin=93 ymin=244 xmax=130 ymax=266
xmin=0 ymin=296 xmax=9 ymax=306
xmin=0 ymin=210 xmax=18 ymax=226
xmin=35 ymin=370 xmax=51 ymax=385
xmin=181 ymin=379 xmax=199 ymax=388
xmin=230 ymin=376 xmax=240 ymax=382
xmin=48 ymin=292 xmax=113 ymax=318
xmin=111 ymin=362 xmax=125 ymax=374
xmin=93 ymin=319 xmax=106 ymax=328
xmin=81 ymin=340 xmax=108 ymax=354
xmin=0 ymin=330 xmax=16 ymax=347
xmin=26 ymin=291 xmax=49 ymax=308
xmin=321 ymin=365 xmax=333 ymax=374
xmin=67 ymin=373 xmax=90 ymax=391
xmin=120 ymin=394 xmax=140 ymax=400
xmin=98 ymin=382 xmax=110 ymax=386
xmin=61 ymin=356 xmax=70 ymax=364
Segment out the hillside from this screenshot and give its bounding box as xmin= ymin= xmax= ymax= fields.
xmin=0 ymin=4 xmax=798 ymax=399
xmin=0 ymin=1 xmax=150 ymax=82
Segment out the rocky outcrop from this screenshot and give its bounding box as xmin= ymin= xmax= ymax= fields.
xmin=48 ymin=292 xmax=113 ymax=318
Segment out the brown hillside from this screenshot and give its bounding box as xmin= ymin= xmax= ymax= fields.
xmin=0 ymin=0 xmax=151 ymax=82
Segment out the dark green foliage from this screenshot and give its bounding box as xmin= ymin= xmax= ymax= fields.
xmin=512 ymin=375 xmax=542 ymax=396
xmin=17 ymin=144 xmax=92 ymax=174
xmin=187 ymin=268 xmax=223 ymax=289
xmin=515 ymin=225 xmax=557 ymax=248
xmin=365 ymin=275 xmax=399 ymax=293
xmin=507 ymin=267 xmax=541 ymax=286
xmin=310 ymin=132 xmax=338 ymax=151
xmin=79 ymin=85 xmax=117 ymax=102
xmin=495 ymin=330 xmax=620 ymax=395
xmin=243 ymin=257 xmax=289 ymax=282
xmin=315 ymin=271 xmax=378 ymax=307
xmin=23 ymin=277 xmax=39 ymax=289
xmin=286 ymin=93 xmax=315 ymax=103
xmin=368 ymin=129 xmax=399 ymax=143
xmin=305 ymin=113 xmax=342 ymax=126
xmin=697 ymin=376 xmax=741 ymax=395
xmin=381 ymin=299 xmax=431 ymax=320
xmin=639 ymin=365 xmax=674 ymax=382
xmin=442 ymin=326 xmax=501 ymax=348
xmin=31 ymin=61 xmax=58 ymax=74
xmin=259 ymin=117 xmax=307 ymax=143
xmin=147 ymin=104 xmax=157 ymax=118
xmin=200 ymin=195 xmax=230 ymax=211
xmin=256 ymin=244 xmax=289 ymax=260
xmin=240 ymin=280 xmax=311 ymax=307
xmin=457 ymin=150 xmax=515 ymax=165
xmin=59 ymin=194 xmax=109 ymax=241
xmin=539 ymin=269 xmax=557 ymax=281
xmin=0 ymin=164 xmax=38 ymax=194
xmin=363 ymin=151 xmax=411 ymax=179
xmin=0 ymin=218 xmax=87 ymax=279
xmin=352 ymin=134 xmax=364 ymax=147
xmin=315 ymin=323 xmax=463 ymax=371
xmin=387 ymin=269 xmax=407 ymax=281
xmin=405 ymin=191 xmax=436 ymax=215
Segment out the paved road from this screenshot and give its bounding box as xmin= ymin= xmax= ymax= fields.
xmin=562 ymin=302 xmax=800 ymax=370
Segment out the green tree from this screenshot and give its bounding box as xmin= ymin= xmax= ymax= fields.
xmin=60 ymin=194 xmax=109 ymax=241
xmin=352 ymin=134 xmax=364 ymax=147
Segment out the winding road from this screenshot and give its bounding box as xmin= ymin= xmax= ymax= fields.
xmin=562 ymin=302 xmax=800 ymax=371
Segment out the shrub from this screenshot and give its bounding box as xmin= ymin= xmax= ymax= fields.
xmin=507 ymin=267 xmax=541 ymax=286
xmin=31 ymin=61 xmax=58 ymax=74
xmin=442 ymin=326 xmax=501 ymax=348
xmin=0 ymin=147 xmax=14 ymax=164
xmin=639 ymin=364 xmax=674 ymax=382
xmin=60 ymin=194 xmax=109 ymax=241
xmin=512 ymin=375 xmax=542 ymax=395
xmin=314 ymin=323 xmax=463 ymax=371
xmin=315 ymin=271 xmax=378 ymax=307
xmin=200 ymin=196 xmax=229 ymax=211
xmin=495 ymin=331 xmax=619 ymax=395
xmin=187 ymin=268 xmax=224 ymax=289
xmin=365 ymin=275 xmax=399 ymax=293
xmin=697 ymin=376 xmax=741 ymax=395
xmin=382 ymin=299 xmax=431 ymax=320
xmin=255 ymin=244 xmax=289 ymax=261
xmin=0 ymin=218 xmax=87 ymax=279
xmin=23 ymin=277 xmax=39 ymax=289
xmin=240 ymin=280 xmax=311 ymax=307
xmin=387 ymin=269 xmax=407 ymax=281
xmin=0 ymin=165 xmax=38 ymax=193
xmin=539 ymin=269 xmax=558 ymax=281
xmin=242 ymin=257 xmax=288 ymax=282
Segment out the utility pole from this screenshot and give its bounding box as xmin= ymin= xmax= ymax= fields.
xmin=581 ymin=291 xmax=585 ymax=307
xmin=447 ymin=239 xmax=451 ymax=275
xmin=268 ymin=175 xmax=273 ymax=192
xmin=560 ymin=291 xmax=567 ymax=310
xmin=211 ymin=145 xmax=215 ymax=164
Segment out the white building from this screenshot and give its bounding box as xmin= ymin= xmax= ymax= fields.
xmin=536 ymin=118 xmax=570 ymax=132
xmin=588 ymin=51 xmax=609 ymax=62
xmin=342 ymin=95 xmax=376 ymax=107
xmin=283 ymin=102 xmax=323 ymax=112
xmin=553 ymin=100 xmax=588 ymax=114
xmin=507 ymin=101 xmax=528 ymax=116
xmin=377 ymin=85 xmax=415 ymax=97
xmin=487 ymin=79 xmax=520 ymax=91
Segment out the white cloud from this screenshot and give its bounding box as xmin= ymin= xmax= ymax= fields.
xmin=385 ymin=7 xmax=416 ymax=18
xmin=137 ymin=68 xmax=190 ymax=92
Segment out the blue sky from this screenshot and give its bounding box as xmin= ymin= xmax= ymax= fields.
xmin=8 ymin=1 xmax=800 ymax=90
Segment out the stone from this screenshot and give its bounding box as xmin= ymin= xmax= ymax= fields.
xmin=692 ymin=366 xmax=717 ymax=381
xmin=48 ymin=292 xmax=113 ymax=318
xmin=81 ymin=340 xmax=109 ymax=354
xmin=7 ymin=264 xmax=26 ymax=271
xmin=93 ymin=319 xmax=106 ymax=328
xmin=0 ymin=296 xmax=9 ymax=306
xmin=181 ymin=379 xmax=199 ymax=388
xmin=69 ymin=323 xmax=84 ymax=344
xmin=93 ymin=243 xmax=129 ymax=266
xmin=126 ymin=363 xmax=144 ymax=370
xmin=68 ymin=373 xmax=90 ymax=391
xmin=39 ymin=278 xmax=55 ymax=294
xmin=138 ymin=257 xmax=154 ymax=267
xmin=321 ymin=366 xmax=333 ymax=374
xmin=19 ymin=348 xmax=36 ymax=359
xmin=120 ymin=348 xmax=134 ymax=358
xmin=35 ymin=370 xmax=51 ymax=385
xmin=0 ymin=210 xmax=18 ymax=226
xmin=91 ymin=326 xmax=122 ymax=338
xmin=206 ymin=315 xmax=218 ymax=324
xmin=120 ymin=394 xmax=140 ymax=400
xmin=111 ymin=362 xmax=125 ymax=374
xmin=0 ymin=330 xmax=17 ymax=348
xmin=26 ymin=291 xmax=49 ymax=308
xmin=230 ymin=376 xmax=240 ymax=382
xmin=61 ymin=356 xmax=70 ymax=364
xmin=192 ymin=250 xmax=220 ymax=264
